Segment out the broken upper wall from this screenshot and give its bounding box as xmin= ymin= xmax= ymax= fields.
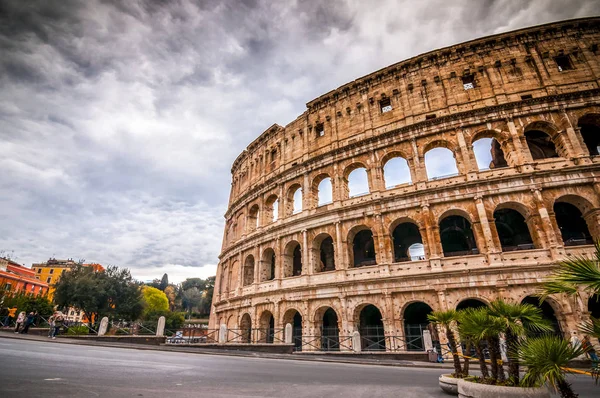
xmin=228 ymin=17 xmax=600 ymax=205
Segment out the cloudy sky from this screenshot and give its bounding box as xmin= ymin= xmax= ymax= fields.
xmin=1 ymin=0 xmax=598 ymax=283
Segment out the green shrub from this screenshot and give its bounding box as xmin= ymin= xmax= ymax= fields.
xmin=67 ymin=325 xmax=90 ymax=335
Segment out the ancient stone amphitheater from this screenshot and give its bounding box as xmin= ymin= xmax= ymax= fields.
xmin=209 ymin=17 xmax=600 ymax=353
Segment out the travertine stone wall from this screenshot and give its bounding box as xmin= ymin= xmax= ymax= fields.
xmin=210 ymin=18 xmax=600 ymax=349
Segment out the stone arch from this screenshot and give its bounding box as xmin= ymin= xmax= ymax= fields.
xmin=219 ymin=264 xmax=228 ymax=295
xmin=314 ymin=306 xmax=341 ymax=351
xmin=247 ymin=204 xmax=260 ymax=232
xmin=286 ymin=183 xmax=303 ymax=215
xmin=577 ymin=113 xmax=600 ymax=156
xmin=259 ymin=247 xmax=276 ymax=281
xmin=354 ymin=303 xmax=386 ymax=351
xmin=382 ymin=152 xmax=412 ymax=188
xmin=348 ymin=225 xmax=377 ymax=267
xmin=343 ymin=162 xmax=370 ymax=198
xmin=313 ymin=232 xmax=335 ymax=272
xmin=438 ymin=211 xmax=478 ymax=257
xmin=493 ymin=204 xmax=535 ymax=252
xmin=312 ymin=173 xmax=333 ymax=207
xmin=523 ymin=121 xmax=561 ymax=160
xmin=282 ymin=308 xmax=304 ymax=351
xmin=389 ymin=218 xmax=424 ymax=262
xmin=239 ymin=312 xmax=252 ymax=343
xmin=228 ymin=260 xmax=239 ymax=293
xmin=243 ymin=255 xmax=255 ymax=286
xmin=264 ymin=194 xmax=279 ymax=223
xmin=471 ymin=130 xmax=509 ymax=170
xmin=403 ymin=301 xmax=433 ymax=351
xmin=456 ymin=298 xmax=489 ymax=310
xmin=552 ymin=195 xmax=595 ymax=245
xmin=283 ymin=240 xmax=302 ymax=277
xmin=258 ymin=309 xmax=275 ymax=343
xmin=521 ymin=296 xmax=563 ymax=337
xmin=424 ymin=142 xmax=459 ymax=180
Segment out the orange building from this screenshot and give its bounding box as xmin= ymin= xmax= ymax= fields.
xmin=0 ymin=257 xmax=48 ymax=296
xmin=31 ymin=258 xmax=105 ymax=301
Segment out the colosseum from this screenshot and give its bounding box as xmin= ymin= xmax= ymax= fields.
xmin=209 ymin=17 xmax=600 ymax=354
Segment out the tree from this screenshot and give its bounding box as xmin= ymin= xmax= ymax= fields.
xmin=518 ymin=336 xmax=584 ymax=397
xmin=163 ymin=285 xmax=177 ymax=311
xmin=428 ymin=310 xmax=463 ymax=378
xmin=182 ymin=287 xmax=203 ymax=316
xmin=487 ymin=299 xmax=553 ymax=384
xmin=53 ymin=265 xmax=143 ymax=324
xmin=159 ymin=273 xmax=169 ymax=291
xmin=141 ymin=286 xmax=169 ymax=317
xmin=181 ymin=277 xmax=206 ymax=291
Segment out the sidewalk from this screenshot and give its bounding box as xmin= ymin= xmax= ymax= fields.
xmin=0 ymin=331 xmax=450 ymax=369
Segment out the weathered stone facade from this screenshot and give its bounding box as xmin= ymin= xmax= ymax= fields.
xmin=210 ymin=18 xmax=600 ymax=352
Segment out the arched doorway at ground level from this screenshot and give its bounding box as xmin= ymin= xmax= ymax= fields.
xmin=358 ymin=305 xmax=385 ymax=351
xmin=403 ymin=302 xmax=433 ymax=351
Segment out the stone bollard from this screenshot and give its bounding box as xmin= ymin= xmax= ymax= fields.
xmin=285 ymin=323 xmax=293 ymax=344
xmin=423 ymin=329 xmax=433 ymax=351
xmin=156 ymin=316 xmax=166 ymax=337
xmin=98 ymin=317 xmax=109 ymax=336
xmin=218 ymin=324 xmax=227 ymax=343
xmin=352 ymin=330 xmax=362 ymax=353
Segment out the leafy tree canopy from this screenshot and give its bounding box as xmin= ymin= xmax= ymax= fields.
xmin=142 ymin=286 xmax=169 ymax=317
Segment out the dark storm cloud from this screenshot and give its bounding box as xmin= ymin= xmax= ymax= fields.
xmin=1 ymin=0 xmax=599 ymax=282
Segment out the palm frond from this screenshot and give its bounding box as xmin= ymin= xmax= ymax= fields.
xmin=579 ymin=316 xmax=600 ymax=340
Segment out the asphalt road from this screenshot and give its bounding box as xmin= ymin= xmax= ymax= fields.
xmin=0 ymin=338 xmax=597 ymax=398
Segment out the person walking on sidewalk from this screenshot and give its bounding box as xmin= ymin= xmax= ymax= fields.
xmin=14 ymin=311 xmax=26 ymax=333
xmin=50 ymin=311 xmax=64 ymax=339
xmin=20 ymin=312 xmax=36 ymax=334
xmin=47 ymin=312 xmax=56 ymax=338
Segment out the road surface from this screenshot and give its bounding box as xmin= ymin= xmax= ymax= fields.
xmin=0 ymin=338 xmax=597 ymax=397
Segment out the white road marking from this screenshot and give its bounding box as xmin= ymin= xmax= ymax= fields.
xmin=44 ymin=378 xmax=63 ymax=381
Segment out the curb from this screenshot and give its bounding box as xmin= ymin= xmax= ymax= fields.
xmin=0 ymin=332 xmax=450 ymax=369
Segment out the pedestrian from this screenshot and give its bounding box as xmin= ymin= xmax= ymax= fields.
xmin=14 ymin=311 xmax=25 ymax=333
xmin=51 ymin=311 xmax=64 ymax=339
xmin=20 ymin=312 xmax=36 ymax=334
xmin=582 ymin=335 xmax=599 ymax=363
xmin=47 ymin=312 xmax=55 ymax=338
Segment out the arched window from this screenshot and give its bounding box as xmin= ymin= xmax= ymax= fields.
xmin=554 ymin=202 xmax=592 ymax=246
xmin=265 ymin=195 xmax=278 ymax=223
xmin=391 ymin=222 xmax=423 ymax=262
xmin=456 ymin=299 xmax=487 ymax=311
xmin=348 ymin=167 xmax=369 ymax=197
xmin=352 ymin=229 xmax=376 ymax=267
xmin=321 ymin=308 xmax=340 ymax=351
xmin=248 ymin=205 xmax=260 ymax=232
xmin=358 ymin=305 xmax=385 ymax=351
xmin=383 ymin=157 xmax=411 ymax=188
xmin=219 ymin=265 xmax=228 ymax=294
xmin=243 ymin=255 xmax=255 ymax=286
xmin=494 ymin=208 xmax=535 ymax=251
xmin=439 ymin=215 xmax=479 ymax=257
xmin=240 ymin=313 xmax=252 ymax=343
xmin=317 ymin=177 xmax=333 ymax=206
xmin=403 ymin=302 xmax=433 ymax=351
xmin=578 ymin=114 xmax=600 ymax=156
xmin=259 ymin=311 xmax=275 ymax=343
xmin=283 ymin=309 xmax=303 ymax=351
xmin=472 ymin=137 xmax=507 ymax=170
xmin=525 ymin=130 xmax=558 ymax=160
xmin=292 ymin=187 xmax=302 ymax=214
xmin=283 ymin=241 xmax=302 ymax=277
xmin=522 ymin=297 xmax=562 ymax=337
xmin=316 ymin=235 xmax=335 ymax=272
xmin=425 ymin=147 xmax=458 ymax=180
xmin=260 ymin=248 xmax=276 ymax=281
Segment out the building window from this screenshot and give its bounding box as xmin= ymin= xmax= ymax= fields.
xmin=37 ymin=268 xmax=41 ymax=273
xmin=5 ymin=283 xmax=11 ymax=291
xmin=270 ymin=149 xmax=276 ymax=163
xmin=49 ymin=269 xmax=54 ymax=274
xmin=554 ymin=55 xmax=573 ymax=72
xmin=46 ymin=277 xmax=52 ymax=283
xmin=462 ymin=74 xmax=475 ymax=90
xmin=315 ymin=123 xmax=324 ymax=138
xmin=380 ymin=98 xmax=392 ymax=113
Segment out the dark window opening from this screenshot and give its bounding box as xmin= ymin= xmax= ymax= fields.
xmin=37 ymin=269 xmax=41 ymax=273
xmin=359 ymin=305 xmax=386 ymax=351
xmin=403 ymin=302 xmax=433 ymax=351
xmin=462 ymin=74 xmax=476 ymax=90
xmin=240 ymin=314 xmax=252 ymax=343
xmin=456 ymin=299 xmax=487 ymax=311
xmin=439 ymin=215 xmax=479 ymax=257
xmin=521 ymin=297 xmax=561 ymax=337
xmin=260 ymin=312 xmax=275 ymax=343
xmin=321 ymin=308 xmax=340 ymax=351
xmin=425 ymin=114 xmax=436 ymax=120
xmin=494 ymin=208 xmax=535 ymax=251
xmin=270 ymin=149 xmax=277 ymax=163
xmin=579 ymin=123 xmax=600 ymax=156
xmin=353 ymin=230 xmax=377 ymax=267
xmin=293 ymin=312 xmax=303 ymax=351
xmin=292 ymin=244 xmax=302 ymax=276
xmin=554 ymin=55 xmax=573 ymax=72
xmin=588 ymin=294 xmax=600 ymax=319
xmin=525 ymin=130 xmax=559 ymax=160
xmin=554 ymin=202 xmax=592 ymax=246
xmin=521 ymin=94 xmax=533 ymax=100
xmin=380 ymin=97 xmax=392 ymax=113
xmin=315 ymin=123 xmax=324 ymax=138
xmin=392 ymin=222 xmax=424 ymax=262
xmin=243 ymin=256 xmax=255 ymax=286
xmin=319 ymin=236 xmax=336 ymax=272
xmin=49 ymin=269 xmax=54 ymax=274
xmin=489 ymin=138 xmax=508 ymax=168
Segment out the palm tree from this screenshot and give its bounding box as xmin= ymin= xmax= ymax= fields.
xmin=457 ymin=308 xmax=490 ymax=379
xmin=428 ymin=310 xmax=463 ymax=378
xmin=518 ymin=335 xmax=584 ymax=398
xmin=487 ymin=299 xmax=553 ymax=385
